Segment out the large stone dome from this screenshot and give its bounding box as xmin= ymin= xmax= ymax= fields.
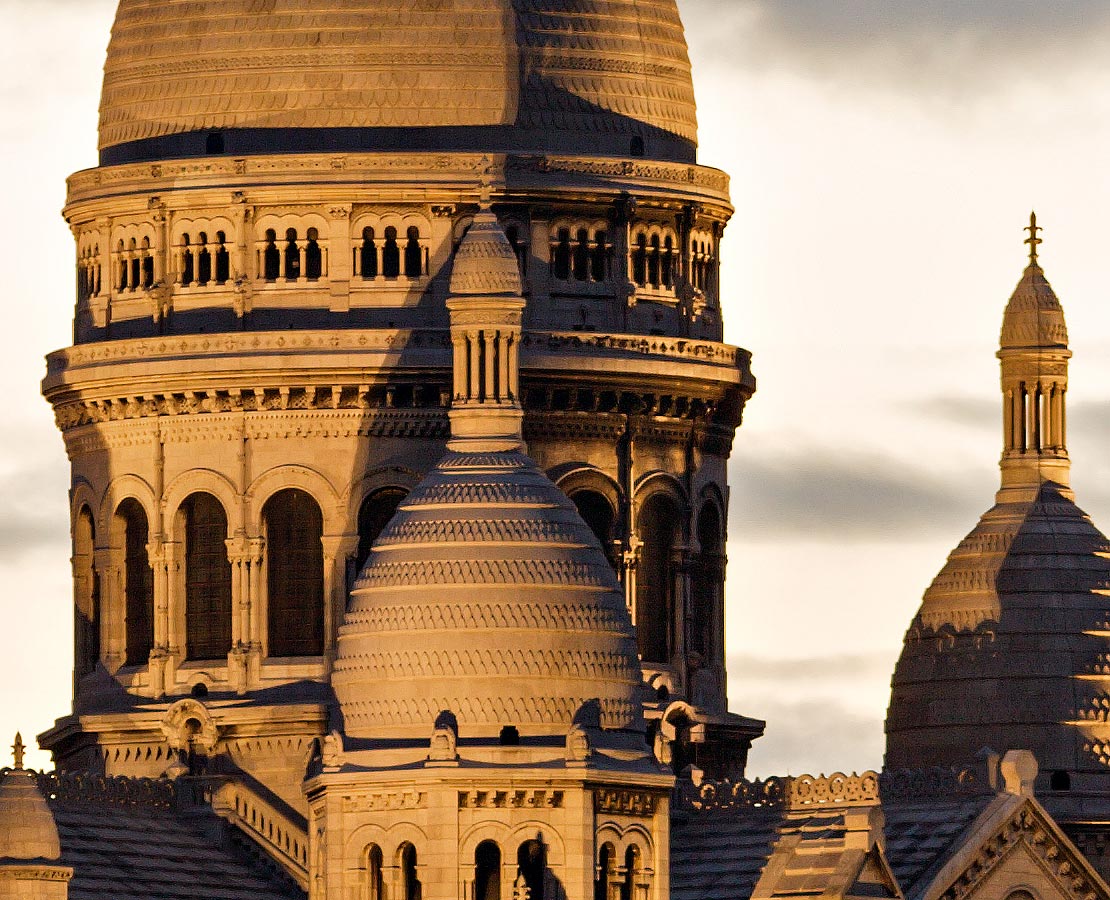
xmin=332 ymin=449 xmax=644 ymax=740
xmin=98 ymin=0 xmax=698 ymax=163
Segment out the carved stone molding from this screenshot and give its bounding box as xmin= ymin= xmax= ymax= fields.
xmin=458 ymin=789 xmax=564 ymax=810
xmin=341 ymin=791 xmax=426 ymax=813
xmin=595 ymin=789 xmax=658 ymax=817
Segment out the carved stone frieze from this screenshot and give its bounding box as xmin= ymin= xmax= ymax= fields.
xmin=341 ymin=791 xmax=426 ymax=813
xmin=595 ymin=789 xmax=658 ymax=817
xmin=458 ymin=789 xmax=564 ymax=810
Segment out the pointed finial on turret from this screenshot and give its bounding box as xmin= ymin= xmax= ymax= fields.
xmin=1025 ymin=211 xmax=1043 ymax=267
xmin=12 ymin=733 xmax=25 ymax=770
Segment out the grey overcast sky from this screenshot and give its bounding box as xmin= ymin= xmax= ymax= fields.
xmin=2 ymin=0 xmax=1110 ymax=775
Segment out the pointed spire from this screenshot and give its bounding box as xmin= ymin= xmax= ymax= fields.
xmin=11 ymin=733 xmax=24 ymax=771
xmin=1025 ymin=211 xmax=1043 ymax=267
xmin=997 ymin=215 xmax=1072 ymax=500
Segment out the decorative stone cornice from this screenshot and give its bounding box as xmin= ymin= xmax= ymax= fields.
xmin=458 ymin=789 xmax=564 ymax=810
xmin=31 ymin=770 xmax=176 ymax=810
xmin=595 ymin=788 xmax=659 ymax=817
xmin=675 ymin=771 xmax=881 ymax=812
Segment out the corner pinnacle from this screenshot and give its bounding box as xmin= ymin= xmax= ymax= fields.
xmin=1025 ymin=211 xmax=1043 ymax=266
xmin=12 ymin=732 xmax=24 ymax=770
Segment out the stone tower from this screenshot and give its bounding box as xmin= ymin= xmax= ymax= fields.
xmin=886 ymin=217 xmax=1110 ymax=862
xmin=42 ymin=0 xmax=760 ymax=815
xmin=308 ymin=208 xmax=673 ymax=900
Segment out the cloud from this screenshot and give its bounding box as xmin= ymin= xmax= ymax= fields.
xmin=736 ymin=698 xmax=885 ymax=777
xmin=728 ymin=448 xmax=983 ymax=541
xmin=681 ymin=0 xmax=1110 ymax=96
xmin=0 ymin=458 xmax=70 ymax=561
xmin=729 ymin=652 xmax=896 ymax=684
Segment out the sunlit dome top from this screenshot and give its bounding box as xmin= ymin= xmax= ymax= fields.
xmin=98 ymin=0 xmax=698 ymax=164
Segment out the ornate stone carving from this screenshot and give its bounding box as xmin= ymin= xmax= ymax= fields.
xmin=458 ymin=789 xmax=564 ymax=810
xmin=595 ymin=789 xmax=657 ymax=816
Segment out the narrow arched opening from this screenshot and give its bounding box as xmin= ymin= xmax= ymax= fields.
xmin=636 ymin=494 xmax=681 ymax=664
xmin=305 ymin=227 xmax=322 ymax=280
xmin=141 ymin=236 xmax=155 ymax=289
xmin=573 ymin=228 xmax=590 ymax=281
xmin=595 ymin=843 xmax=615 ymax=900
xmin=631 ymin=234 xmax=647 ymax=287
xmin=399 ymin=843 xmax=421 ymax=900
xmin=263 ymin=229 xmax=280 ymax=281
xmin=571 ymin=490 xmax=617 ymax=572
xmin=591 ymin=229 xmax=609 ymax=282
xmin=215 ymin=231 xmax=230 ymax=284
xmin=356 ymin=487 xmax=407 ymax=576
xmin=182 ymin=492 xmax=232 ymax=661
xmin=117 ymin=498 xmax=153 ymax=666
xmin=284 ymin=228 xmax=300 ymax=280
xmin=691 ymin=503 xmax=723 ymax=661
xmin=366 ymin=844 xmax=384 ymax=900
xmin=383 ymin=226 xmax=401 ymax=278
xmin=552 ymin=228 xmax=572 ymax=280
xmin=517 ymin=839 xmax=546 ymax=900
xmin=404 ymin=225 xmax=422 ymax=277
xmin=647 ymin=235 xmax=661 ymax=288
xmin=475 ymin=841 xmax=501 ymax=900
xmin=74 ymin=506 xmax=99 ymax=680
xmin=264 ymin=489 xmax=324 ymax=658
xmin=360 ymin=227 xmax=378 ymax=279
xmin=620 ymin=846 xmax=642 ymax=900
xmin=197 ymin=231 xmax=211 ymax=286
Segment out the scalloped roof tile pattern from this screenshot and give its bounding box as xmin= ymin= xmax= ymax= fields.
xmin=99 ymin=0 xmax=697 ymax=151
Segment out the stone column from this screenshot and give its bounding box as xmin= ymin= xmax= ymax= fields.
xmin=93 ymin=548 xmax=124 ymax=674
xmin=328 ymin=206 xmax=351 ymax=312
xmin=146 ymin=539 xmax=173 ymax=698
xmin=321 ymin=535 xmax=358 ymax=671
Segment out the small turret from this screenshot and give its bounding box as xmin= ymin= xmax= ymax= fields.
xmin=0 ymin=733 xmax=73 ymax=900
xmin=998 ymin=212 xmax=1072 ymax=498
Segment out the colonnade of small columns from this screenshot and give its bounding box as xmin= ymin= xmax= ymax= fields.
xmin=452 ymin=329 xmax=520 ymax=405
xmin=1004 ymin=379 xmax=1067 ymax=454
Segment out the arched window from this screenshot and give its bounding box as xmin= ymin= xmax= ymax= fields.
xmin=360 ymin=227 xmax=378 ymax=279
xmin=552 ymin=228 xmax=572 ymax=280
xmin=263 ymin=229 xmax=280 ymax=280
xmin=620 ymin=846 xmax=642 ymax=900
xmin=215 ymin=231 xmax=230 ymax=284
xmin=404 ymin=226 xmax=422 ymax=277
xmin=265 ymin=489 xmax=324 ymax=657
xmin=356 ymin=488 xmax=407 ymax=576
xmin=183 ymin=493 xmax=232 ymax=661
xmin=141 ymin=237 xmax=155 ymax=289
xmin=517 ymin=840 xmax=545 ymax=900
xmin=284 ymin=228 xmax=300 ymax=281
xmin=197 ymin=232 xmax=212 ymax=286
xmin=400 ymin=843 xmax=421 ymax=900
xmin=305 ymin=227 xmax=323 ymax=280
xmin=691 ymin=503 xmax=723 ymax=660
xmin=591 ymin=230 xmax=609 ymax=282
xmin=595 ymin=844 xmax=615 ymax=900
xmin=631 ymin=234 xmax=648 ymax=287
xmin=383 ymin=227 xmax=401 ymax=278
xmin=573 ymin=228 xmax=590 ymax=281
xmin=118 ymin=499 xmax=153 ymax=666
xmin=366 ymin=844 xmax=384 ymax=900
xmin=74 ymin=506 xmax=99 ymax=680
xmin=636 ymin=494 xmax=680 ymax=663
xmin=475 ymin=841 xmax=501 ymax=900
xmin=182 ymin=234 xmax=196 ymax=285
xmin=647 ymin=235 xmax=661 ymax=288
xmin=662 ymin=235 xmax=674 ymax=289
xmin=129 ymin=238 xmax=141 ymax=291
xmin=571 ymin=490 xmax=617 ymax=572
xmin=117 ymin=240 xmax=128 ymax=291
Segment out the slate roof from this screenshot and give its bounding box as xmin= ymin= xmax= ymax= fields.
xmin=671 ymin=806 xmax=783 ymax=900
xmin=882 ymin=797 xmax=994 ymax=893
xmin=36 ymin=772 xmax=304 ymax=900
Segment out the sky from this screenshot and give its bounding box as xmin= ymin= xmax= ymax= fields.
xmin=1 ymin=0 xmax=1110 ymax=775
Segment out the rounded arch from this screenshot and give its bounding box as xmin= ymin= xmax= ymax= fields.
xmin=73 ymin=502 xmax=100 ymax=681
xmin=459 ymin=821 xmax=513 ymax=865
xmin=179 ymin=491 xmax=233 ymax=662
xmin=635 ymin=488 xmax=685 ymax=664
xmin=507 ymin=823 xmax=566 ymax=870
xmin=344 ymin=823 xmax=391 ymax=861
xmin=70 ymin=478 xmax=101 ymax=532
xmin=473 ymin=840 xmax=502 ymax=900
xmin=163 ymin=469 xmax=240 ymax=539
xmin=115 ymin=497 xmax=154 ymax=667
xmin=253 ymin=211 xmax=329 ymax=241
xmin=98 ymin=474 xmax=157 ymax=539
xmin=552 ymin=464 xmax=622 ymax=513
xmin=633 ymin=471 xmax=688 ymax=511
xmin=343 ymin=467 xmax=421 ymax=524
xmin=247 ymin=465 xmax=340 ymax=535
xmin=172 ymin=216 xmax=235 ymax=245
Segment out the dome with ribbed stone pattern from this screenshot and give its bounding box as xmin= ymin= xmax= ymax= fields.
xmin=333 ymin=449 xmax=644 ymax=740
xmin=98 ymin=0 xmax=698 ymax=161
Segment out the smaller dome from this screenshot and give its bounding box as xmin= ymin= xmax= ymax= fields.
xmin=1000 ymin=264 xmax=1068 ymax=350
xmin=333 ymin=450 xmax=644 ymax=740
xmin=0 ymin=770 xmax=61 ymax=861
xmin=448 ymin=209 xmax=523 ymax=297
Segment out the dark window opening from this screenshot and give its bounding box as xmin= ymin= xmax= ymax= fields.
xmin=120 ymin=499 xmax=153 ymax=666
xmin=383 ymin=227 xmax=401 ymax=278
xmin=662 ymin=235 xmax=674 ymax=288
xmin=182 ymin=234 xmax=196 ymax=285
xmin=632 ymin=234 xmax=647 ymax=287
xmin=620 ymin=847 xmax=641 ymax=900
xmin=215 ymin=232 xmax=230 ymax=283
xmin=400 ymin=843 xmax=421 ymax=900
xmin=636 ymin=494 xmax=680 ymax=663
xmin=183 ymin=492 xmax=232 ymax=661
xmin=499 ymin=725 xmax=521 ymax=746
xmin=691 ymin=503 xmax=723 ymax=659
xmin=305 ymin=227 xmax=322 ymax=280
xmin=361 ymin=227 xmax=378 ymax=279
xmin=191 ymin=682 xmax=209 ymax=698
xmin=595 ymin=845 xmax=614 ymax=900
xmin=517 ymin=840 xmax=546 ymax=900
xmin=591 ymin=230 xmax=609 ymax=282
xmin=284 ymin=228 xmax=300 ymax=281
xmin=404 ymin=226 xmax=422 ymax=277
xmin=367 ymin=845 xmax=384 ymax=900
xmin=356 ymin=488 xmax=407 ymax=576
xmin=74 ymin=508 xmax=99 ymax=681
xmin=265 ymin=489 xmax=325 ymax=657
xmin=475 ymin=841 xmax=501 ymax=900
xmin=648 ymin=235 xmax=661 ymax=288
xmin=552 ymin=228 xmax=571 ymax=280
xmin=573 ymin=228 xmax=590 ymax=281
xmin=571 ymin=490 xmax=617 ymax=572
xmin=1051 ymin=770 xmax=1072 ymax=791
xmin=197 ymin=232 xmax=211 ymax=286
xmin=263 ymin=229 xmax=280 ymax=280
xmin=630 ymin=135 xmax=645 ymax=157
xmin=205 ymin=131 xmax=225 ymax=155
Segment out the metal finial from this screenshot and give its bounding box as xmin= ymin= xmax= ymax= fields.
xmin=12 ymin=733 xmax=24 ymax=770
xmin=1025 ymin=211 xmax=1043 ymax=265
